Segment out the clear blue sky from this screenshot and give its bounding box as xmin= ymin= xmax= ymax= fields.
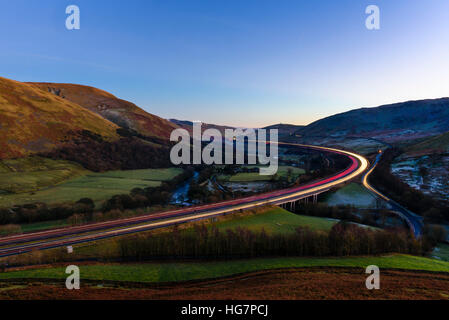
xmin=1 ymin=0 xmax=449 ymax=127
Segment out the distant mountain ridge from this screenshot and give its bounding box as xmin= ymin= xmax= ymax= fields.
xmin=169 ymin=120 xmax=304 ymax=138
xmin=263 ymin=123 xmax=304 ymax=138
xmin=4 ymin=74 xmax=449 ymax=160
xmin=29 ymin=82 xmax=178 ymax=140
xmin=169 ymin=119 xmax=234 ymax=136
xmin=296 ymin=98 xmax=449 ymax=143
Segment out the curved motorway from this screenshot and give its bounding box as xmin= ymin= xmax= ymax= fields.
xmin=362 ymin=151 xmax=423 ymax=238
xmin=0 ymin=143 xmax=369 ymax=257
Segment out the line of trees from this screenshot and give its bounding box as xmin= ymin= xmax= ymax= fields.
xmin=0 ymin=198 xmax=94 ymax=225
xmin=118 ymin=221 xmax=429 ymax=261
xmin=42 ymin=129 xmax=172 ymax=172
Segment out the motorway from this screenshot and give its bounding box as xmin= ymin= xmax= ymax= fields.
xmin=362 ymin=151 xmax=423 ymax=238
xmin=0 ymin=143 xmax=369 ymax=257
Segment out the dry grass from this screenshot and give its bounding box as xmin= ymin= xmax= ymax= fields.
xmin=0 ymin=77 xmax=118 ymax=159
xmin=0 ymin=268 xmax=448 ymax=300
xmin=29 ymin=82 xmax=178 ymax=139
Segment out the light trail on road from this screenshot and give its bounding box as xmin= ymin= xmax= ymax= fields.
xmin=0 ymin=143 xmax=369 ymax=257
xmin=361 ymin=151 xmax=423 ymax=237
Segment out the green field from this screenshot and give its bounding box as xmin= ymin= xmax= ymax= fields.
xmin=219 ymin=165 xmax=305 ymax=182
xmin=211 ymin=207 xmax=337 ymax=234
xmin=0 ymin=254 xmax=447 ymax=283
xmin=323 ymin=183 xmax=376 ymax=208
xmin=20 ymin=220 xmax=69 ymax=233
xmin=0 ymin=157 xmax=88 ymax=194
xmin=407 ymin=131 xmax=449 ymax=154
xmin=91 ymin=169 xmax=182 ymax=181
xmin=0 ymin=167 xmax=183 ymax=207
xmin=0 ymin=219 xmax=70 ymax=236
xmin=432 ymin=244 xmax=449 ymax=262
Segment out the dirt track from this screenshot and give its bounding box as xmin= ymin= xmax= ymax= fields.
xmin=0 ymin=267 xmax=448 ymax=300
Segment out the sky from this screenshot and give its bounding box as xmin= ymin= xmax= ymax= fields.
xmin=1 ymin=0 xmax=449 ymax=127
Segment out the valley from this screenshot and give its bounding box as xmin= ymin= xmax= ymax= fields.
xmin=0 ymin=167 xmax=183 ymax=207
xmin=3 ymin=0 xmax=449 ymax=306
xmin=0 ymin=75 xmax=448 ymax=301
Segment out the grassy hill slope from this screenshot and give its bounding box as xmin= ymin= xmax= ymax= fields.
xmin=30 ymin=82 xmax=178 ymax=139
xmin=210 ymin=207 xmax=337 ymax=234
xmin=0 ymin=157 xmax=88 ymax=194
xmin=406 ymin=131 xmax=449 ymax=155
xmin=0 ymin=77 xmax=119 ymax=159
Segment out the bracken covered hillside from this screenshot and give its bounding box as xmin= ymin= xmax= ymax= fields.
xmin=29 ymin=82 xmax=178 ymax=139
xmin=0 ymin=77 xmax=119 ymax=159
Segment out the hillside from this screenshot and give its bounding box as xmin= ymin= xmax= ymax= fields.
xmin=169 ymin=119 xmax=234 ymax=135
xmin=406 ymin=131 xmax=449 ymax=155
xmin=0 ymin=156 xmax=88 ymax=194
xmin=391 ymin=131 xmax=449 ymax=202
xmin=29 ymin=82 xmax=178 ymax=139
xmin=296 ymin=98 xmax=449 ymax=143
xmin=0 ymin=77 xmax=119 ymax=159
xmin=264 ymin=123 xmax=304 ymax=138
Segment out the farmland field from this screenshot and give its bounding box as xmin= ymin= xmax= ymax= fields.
xmin=0 ymin=219 xmax=69 ymax=236
xmin=432 ymin=243 xmax=449 ymax=262
xmin=0 ymin=167 xmax=184 ymax=207
xmin=0 ymin=157 xmax=88 ymax=194
xmin=211 ymin=206 xmax=337 ymax=234
xmin=323 ymin=183 xmax=376 ymax=208
xmin=219 ymin=165 xmax=305 ymax=182
xmin=0 ymin=254 xmax=448 ymax=284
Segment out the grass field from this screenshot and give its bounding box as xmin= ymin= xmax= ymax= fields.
xmin=0 ymin=167 xmax=184 ymax=207
xmin=0 ymin=219 xmax=70 ymax=236
xmin=323 ymin=183 xmax=376 ymax=208
xmin=0 ymin=157 xmax=88 ymax=194
xmin=432 ymin=243 xmax=449 ymax=262
xmin=0 ymin=254 xmax=448 ymax=283
xmin=219 ymin=165 xmax=305 ymax=182
xmin=211 ymin=207 xmax=337 ymax=234
xmin=19 ymin=220 xmax=69 ymax=234
xmin=406 ymin=131 xmax=449 ymax=154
